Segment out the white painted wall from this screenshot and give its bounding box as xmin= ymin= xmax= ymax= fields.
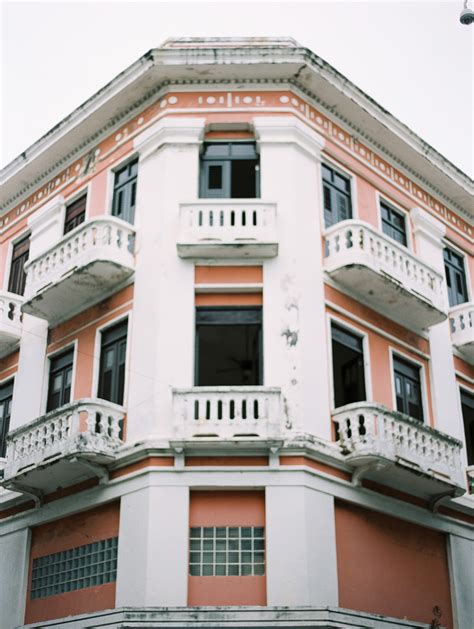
xmin=0 ymin=528 xmax=30 ymax=629
xmin=265 ymin=484 xmax=338 ymax=606
xmin=116 ymin=484 xmax=189 ymax=606
xmin=448 ymin=534 xmax=474 ymax=629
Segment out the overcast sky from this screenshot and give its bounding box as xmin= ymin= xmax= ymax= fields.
xmin=1 ymin=0 xmax=473 ymax=176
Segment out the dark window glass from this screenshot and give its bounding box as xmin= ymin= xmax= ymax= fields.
xmin=461 ymin=390 xmax=474 ymax=466
xmin=393 ymin=356 xmax=423 ymax=421
xmin=98 ymin=320 xmax=127 ymax=405
xmin=331 ymin=323 xmax=366 ymax=407
xmin=381 ymin=202 xmax=407 ymax=246
xmin=196 ymin=307 xmax=262 ymax=386
xmin=444 ymin=247 xmax=468 ymax=307
xmin=64 ymin=195 xmax=87 ymax=234
xmin=200 ymin=143 xmax=259 ymax=199
xmin=46 ymin=349 xmax=74 ymax=412
xmin=112 ymin=159 xmax=138 ymax=224
xmin=322 ymin=164 xmax=352 ymax=228
xmin=0 ymin=380 xmax=14 ymax=458
xmin=8 ymin=236 xmax=30 ymax=296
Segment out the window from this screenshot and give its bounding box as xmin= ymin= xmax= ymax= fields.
xmin=200 ymin=143 xmax=260 ymax=199
xmin=331 ymin=323 xmax=366 ymax=408
xmin=444 ymin=247 xmax=468 ymax=307
xmin=8 ymin=235 xmax=30 ymax=296
xmin=189 ymin=526 xmax=265 ymax=576
xmin=393 ymin=356 xmax=423 ymax=421
xmin=46 ymin=349 xmax=74 ymax=412
xmin=98 ymin=320 xmax=127 ymax=405
xmin=461 ymin=390 xmax=474 ymax=466
xmin=381 ymin=201 xmax=407 ymax=247
xmin=64 ymin=194 xmax=87 ymax=234
xmin=0 ymin=380 xmax=14 ymax=458
xmin=196 ymin=307 xmax=262 ymax=386
xmin=30 ymin=537 xmax=118 ymax=599
xmin=112 ymin=159 xmax=138 ymax=224
xmin=322 ymin=164 xmax=352 ymax=228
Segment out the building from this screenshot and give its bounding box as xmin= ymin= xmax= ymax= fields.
xmin=0 ymin=37 xmax=473 ymax=629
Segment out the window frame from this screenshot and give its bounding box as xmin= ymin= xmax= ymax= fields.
xmin=199 ymin=141 xmax=260 ymax=199
xmin=63 ymin=188 xmax=89 ymax=235
xmin=320 ymin=158 xmax=357 ymax=232
xmin=6 ymin=232 xmax=31 ymax=296
xmin=327 ymin=315 xmax=372 ymax=411
xmin=109 ymin=156 xmax=139 ymax=225
xmin=459 ymin=385 xmax=474 ymax=467
xmin=42 ymin=341 xmax=77 ymax=414
xmin=443 ymin=243 xmax=470 ymax=308
xmin=0 ymin=377 xmax=14 ymax=458
xmin=376 ymin=194 xmax=411 ymax=249
xmin=389 ymin=348 xmax=428 ymax=423
xmin=46 ymin=347 xmax=75 ymax=413
xmin=93 ymin=315 xmax=131 ymax=407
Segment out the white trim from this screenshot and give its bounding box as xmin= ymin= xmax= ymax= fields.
xmin=389 ymin=347 xmax=431 ymax=426
xmin=326 ymin=313 xmax=372 ymax=411
xmin=320 ymin=155 xmax=359 ymax=224
xmin=2 ymin=229 xmax=31 ymax=293
xmin=41 ymin=340 xmax=78 ymax=415
xmin=105 ymin=152 xmax=139 ymax=219
xmin=64 ymin=182 xmax=91 ymax=224
xmin=443 ymin=238 xmax=472 ymax=303
xmin=375 ymin=190 xmax=413 ymax=251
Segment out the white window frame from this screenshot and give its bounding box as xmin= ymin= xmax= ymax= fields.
xmin=3 ymin=229 xmax=31 ymax=293
xmin=105 ymin=153 xmax=139 ymax=225
xmin=389 ymin=347 xmax=430 ymax=425
xmin=63 ymin=183 xmax=91 ymax=231
xmin=320 ymin=156 xmax=359 ymax=236
xmin=375 ymin=191 xmax=413 ymax=250
xmin=41 ymin=340 xmax=78 ymax=415
xmin=442 ymin=238 xmax=472 ymax=304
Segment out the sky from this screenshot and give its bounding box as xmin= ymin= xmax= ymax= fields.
xmin=1 ymin=0 xmax=473 ymax=176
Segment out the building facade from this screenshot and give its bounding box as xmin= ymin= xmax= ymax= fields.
xmin=0 ymin=38 xmax=473 ymax=629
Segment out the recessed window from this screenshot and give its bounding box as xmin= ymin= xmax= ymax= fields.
xmin=8 ymin=235 xmax=30 ymax=296
xmin=444 ymin=247 xmax=468 ymax=307
xmin=200 ymin=143 xmax=260 ymax=199
xmin=98 ymin=320 xmax=127 ymax=405
xmin=380 ymin=201 xmax=407 ymax=247
xmin=112 ymin=159 xmax=138 ymax=224
xmin=30 ymin=537 xmax=118 ymax=600
xmin=196 ymin=307 xmax=262 ymax=386
xmin=461 ymin=389 xmax=474 ymax=466
xmin=322 ymin=164 xmax=352 ymax=228
xmin=393 ymin=355 xmax=423 ymax=421
xmin=331 ymin=323 xmax=366 ymax=408
xmin=0 ymin=380 xmax=14 ymax=458
xmin=64 ymin=194 xmax=87 ymax=234
xmin=46 ymin=349 xmax=74 ymax=412
xmin=189 ymin=526 xmax=265 ymax=576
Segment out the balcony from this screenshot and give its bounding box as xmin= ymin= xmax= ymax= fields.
xmin=449 ymin=302 xmax=474 ymax=363
xmin=0 ymin=399 xmax=124 ymax=500
xmin=333 ymin=402 xmax=465 ymax=500
xmin=0 ymin=291 xmax=23 ymax=357
xmin=172 ymin=386 xmax=282 ymax=440
xmin=177 ymin=201 xmax=278 ymax=258
xmin=324 ymin=220 xmax=446 ymax=332
xmin=22 ymin=217 xmax=135 ymax=324
xmin=467 ymin=466 xmax=474 ymax=494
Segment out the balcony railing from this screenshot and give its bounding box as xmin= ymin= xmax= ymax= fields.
xmin=324 ymin=220 xmax=447 ymax=331
xmin=172 ymin=386 xmax=282 ymax=439
xmin=0 ymin=291 xmax=23 ymax=358
xmin=1 ymin=399 xmax=124 ymax=494
xmin=332 ymin=402 xmax=464 ymax=496
xmin=449 ymin=302 xmax=474 ymax=363
xmin=177 ymin=201 xmax=278 ymax=258
xmin=22 ymin=217 xmax=135 ymax=323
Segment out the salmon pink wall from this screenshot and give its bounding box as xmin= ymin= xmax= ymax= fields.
xmin=196 ymin=293 xmax=262 ymax=306
xmin=25 ymin=502 xmax=120 ymax=624
xmin=353 ymin=175 xmax=378 ymax=227
xmin=188 ymin=490 xmax=266 ymax=606
xmin=195 ymin=265 xmax=263 ymax=284
xmin=335 ymin=501 xmax=453 ymax=628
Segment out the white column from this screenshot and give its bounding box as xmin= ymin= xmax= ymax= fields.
xmin=448 ymin=534 xmax=474 ymax=629
xmin=0 ymin=528 xmax=30 ymax=628
xmin=254 ymin=116 xmax=331 ymax=438
xmin=116 ymin=484 xmax=189 ymax=606
xmin=265 ymin=485 xmax=338 ymax=606
xmin=125 ymin=117 xmax=205 ymax=441
xmin=411 ymin=208 xmax=465 ymax=445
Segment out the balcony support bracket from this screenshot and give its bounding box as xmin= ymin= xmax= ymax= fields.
xmin=429 ymin=489 xmax=461 ymax=513
xmin=3 ymin=481 xmax=44 ymax=508
xmin=68 ymin=456 xmax=109 ymax=485
xmin=352 ymin=460 xmax=391 ymax=487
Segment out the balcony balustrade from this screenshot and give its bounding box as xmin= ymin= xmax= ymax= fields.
xmin=0 ymin=291 xmax=23 ymax=357
xmin=324 ymin=220 xmax=447 ymax=332
xmin=22 ymin=217 xmax=135 ymax=324
xmin=449 ymin=302 xmax=474 ymax=363
xmin=172 ymin=386 xmax=282 ymax=439
xmin=177 ymin=201 xmax=278 ymax=258
xmin=333 ymin=402 xmax=465 ymax=498
xmin=0 ymin=399 xmax=124 ymax=498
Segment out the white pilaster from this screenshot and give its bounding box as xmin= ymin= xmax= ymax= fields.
xmin=125 ymin=117 xmax=205 ymax=441
xmin=448 ymin=534 xmax=474 ymax=629
xmin=27 ymin=194 xmax=66 ymax=259
xmin=115 ymin=485 xmax=189 ymax=606
xmin=0 ymin=528 xmax=30 ymax=628
xmin=254 ymin=116 xmax=331 ymax=438
xmin=411 ymin=208 xmax=465 ymax=446
xmin=265 ymin=484 xmax=338 ymax=606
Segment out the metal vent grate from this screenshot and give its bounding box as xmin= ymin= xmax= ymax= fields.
xmin=30 ymin=537 xmax=118 ymax=599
